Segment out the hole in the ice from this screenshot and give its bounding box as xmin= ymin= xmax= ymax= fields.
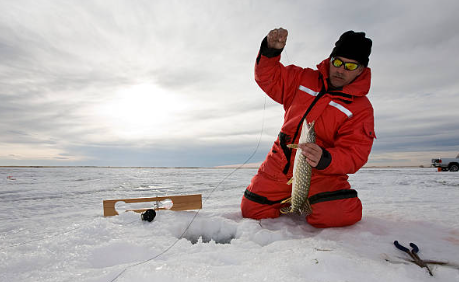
xmin=176 ymin=219 xmax=238 ymax=245
xmin=181 ymin=233 xmax=236 ymax=245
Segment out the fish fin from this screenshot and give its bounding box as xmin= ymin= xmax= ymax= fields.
xmin=302 ymin=199 xmax=313 ymax=216
xmin=280 ymin=206 xmax=291 ymax=214
xmin=280 ymin=197 xmax=291 ymax=204
xmin=286 ymin=177 xmax=293 ymax=185
xmin=287 ymin=144 xmax=299 ymax=149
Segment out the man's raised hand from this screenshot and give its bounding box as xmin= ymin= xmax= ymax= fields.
xmin=267 ymin=28 xmax=288 ymax=49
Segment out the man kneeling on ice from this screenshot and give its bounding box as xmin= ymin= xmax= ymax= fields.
xmin=241 ymin=28 xmax=376 ymax=228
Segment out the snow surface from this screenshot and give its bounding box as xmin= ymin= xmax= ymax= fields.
xmin=1 ymin=167 xmax=458 ymax=282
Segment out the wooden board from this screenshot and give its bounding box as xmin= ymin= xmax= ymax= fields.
xmin=103 ymin=194 xmax=202 ymax=217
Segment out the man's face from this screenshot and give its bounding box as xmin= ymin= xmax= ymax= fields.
xmin=328 ymin=56 xmax=364 ymax=88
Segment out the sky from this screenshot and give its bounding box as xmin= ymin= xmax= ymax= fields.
xmin=1 ymin=0 xmax=459 ymax=167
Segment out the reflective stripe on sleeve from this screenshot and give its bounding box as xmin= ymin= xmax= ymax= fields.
xmin=298 ymin=85 xmax=319 ymax=96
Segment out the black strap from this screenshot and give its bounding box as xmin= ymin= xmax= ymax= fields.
xmin=308 ymin=189 xmax=358 ymax=205
xmin=282 ymin=81 xmax=326 ymax=174
xmin=244 ymin=188 xmax=358 ymax=206
xmin=279 ymin=132 xmax=292 ymax=173
xmin=244 ymin=189 xmax=288 ymax=205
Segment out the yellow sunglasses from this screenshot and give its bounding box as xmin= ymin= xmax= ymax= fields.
xmin=331 ymin=57 xmax=360 ymax=71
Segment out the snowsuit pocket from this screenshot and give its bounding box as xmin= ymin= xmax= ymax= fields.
xmin=363 ymin=122 xmax=376 ymax=139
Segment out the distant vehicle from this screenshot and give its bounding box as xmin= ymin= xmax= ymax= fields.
xmin=431 ymin=154 xmax=459 ymax=172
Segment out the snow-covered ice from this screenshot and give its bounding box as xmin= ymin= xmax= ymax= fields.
xmin=1 ymin=167 xmax=458 ymax=282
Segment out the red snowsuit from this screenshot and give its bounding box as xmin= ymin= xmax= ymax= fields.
xmin=241 ymin=43 xmax=376 ymax=228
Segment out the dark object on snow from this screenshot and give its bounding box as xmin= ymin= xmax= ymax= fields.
xmin=141 ymin=209 xmax=156 ymax=222
xmin=394 ymin=241 xmax=433 ymax=276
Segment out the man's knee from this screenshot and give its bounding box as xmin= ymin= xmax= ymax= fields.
xmin=306 ymin=196 xmax=362 ymax=228
xmin=241 ymin=196 xmax=280 ymax=220
xmin=241 ymin=172 xmax=290 ymax=220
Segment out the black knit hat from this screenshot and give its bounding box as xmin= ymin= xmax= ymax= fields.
xmin=330 ymin=31 xmax=372 ymax=67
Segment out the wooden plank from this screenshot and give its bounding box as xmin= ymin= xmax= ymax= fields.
xmin=103 ymin=194 xmax=202 ymax=217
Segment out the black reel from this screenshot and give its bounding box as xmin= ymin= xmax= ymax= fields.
xmin=141 ymin=209 xmax=156 ymax=222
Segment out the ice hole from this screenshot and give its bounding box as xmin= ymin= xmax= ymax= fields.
xmin=181 ymin=233 xmax=236 ymax=245
xmin=177 ymin=219 xmax=238 ymax=245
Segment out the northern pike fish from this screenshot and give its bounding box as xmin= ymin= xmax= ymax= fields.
xmin=280 ymin=120 xmax=315 ymax=215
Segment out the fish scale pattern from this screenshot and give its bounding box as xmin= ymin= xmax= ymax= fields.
xmin=281 ymin=120 xmax=315 ymax=215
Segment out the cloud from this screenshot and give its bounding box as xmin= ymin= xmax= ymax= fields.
xmin=1 ymin=0 xmax=459 ymax=167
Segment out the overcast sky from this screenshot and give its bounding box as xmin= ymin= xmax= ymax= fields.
xmin=1 ymin=0 xmax=458 ymax=167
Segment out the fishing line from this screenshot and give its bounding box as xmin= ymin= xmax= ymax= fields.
xmin=109 ymin=96 xmax=268 ymax=282
xmin=284 ymin=48 xmax=291 ymax=65
xmin=4 ymin=42 xmax=280 ymax=256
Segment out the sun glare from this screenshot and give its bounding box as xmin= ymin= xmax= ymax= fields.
xmin=98 ymin=83 xmax=187 ymax=140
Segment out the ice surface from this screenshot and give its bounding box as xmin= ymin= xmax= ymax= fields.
xmin=1 ymin=167 xmax=458 ymax=282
